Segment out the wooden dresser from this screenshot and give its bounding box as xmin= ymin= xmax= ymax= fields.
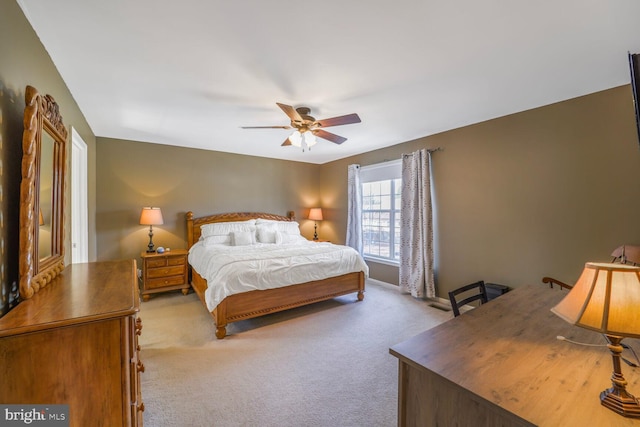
xmin=140 ymin=249 xmax=189 ymax=301
xmin=0 ymin=260 xmax=144 ymax=427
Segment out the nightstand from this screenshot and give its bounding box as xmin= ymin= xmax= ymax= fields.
xmin=140 ymin=249 xmax=190 ymax=301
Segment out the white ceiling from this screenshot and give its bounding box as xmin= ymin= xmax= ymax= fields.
xmin=18 ymin=0 xmax=640 ymax=164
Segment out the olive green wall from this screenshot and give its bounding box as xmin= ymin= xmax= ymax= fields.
xmin=318 ymin=86 xmax=640 ymax=297
xmin=0 ymin=1 xmax=97 ymax=316
xmin=95 ymin=138 xmax=321 ymax=263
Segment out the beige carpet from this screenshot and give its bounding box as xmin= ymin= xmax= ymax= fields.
xmin=139 ymin=279 xmax=453 ymax=427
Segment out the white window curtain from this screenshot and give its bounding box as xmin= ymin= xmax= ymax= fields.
xmin=399 ymin=149 xmax=435 ymax=298
xmin=346 ymin=164 xmax=363 ymax=254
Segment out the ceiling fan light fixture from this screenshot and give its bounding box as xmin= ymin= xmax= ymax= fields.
xmin=289 ymin=130 xmax=302 ymax=147
xmin=303 ymin=131 xmax=317 ymax=148
xmin=244 ymin=103 xmax=360 ymax=149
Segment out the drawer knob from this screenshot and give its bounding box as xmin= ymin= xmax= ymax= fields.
xmin=137 ymin=402 xmax=145 ymax=413
xmin=137 ymin=360 xmax=145 ymax=373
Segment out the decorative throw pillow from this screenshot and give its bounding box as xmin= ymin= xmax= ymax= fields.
xmin=256 ymin=227 xmax=277 ymax=244
xmin=231 ymin=230 xmax=255 ymax=246
xmin=203 ymin=235 xmax=231 ymax=246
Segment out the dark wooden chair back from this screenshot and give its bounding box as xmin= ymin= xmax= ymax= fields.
xmin=542 ymin=277 xmax=573 ymax=290
xmin=448 ymin=281 xmax=488 ymax=317
xmin=541 ymin=245 xmax=640 ymax=293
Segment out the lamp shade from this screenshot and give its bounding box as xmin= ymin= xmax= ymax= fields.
xmin=308 ymin=208 xmax=323 ymax=221
xmin=551 ymin=262 xmax=640 ymax=338
xmin=139 ymin=207 xmax=164 ymax=226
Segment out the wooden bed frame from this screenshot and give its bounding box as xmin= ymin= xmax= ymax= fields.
xmin=186 ymin=211 xmax=365 ymax=339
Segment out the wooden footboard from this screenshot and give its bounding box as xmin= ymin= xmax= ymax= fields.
xmin=191 ymin=269 xmax=365 ymax=339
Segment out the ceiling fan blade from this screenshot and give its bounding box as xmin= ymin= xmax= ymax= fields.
xmin=276 ymin=103 xmax=303 ymax=123
xmin=313 ymin=129 xmax=347 ymax=144
xmin=281 ymin=137 xmax=292 ymax=146
xmin=316 ymin=113 xmax=361 ymax=128
xmin=241 ymin=125 xmax=292 ymax=129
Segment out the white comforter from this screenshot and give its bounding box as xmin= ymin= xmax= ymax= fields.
xmin=188 ymin=240 xmax=369 ymax=311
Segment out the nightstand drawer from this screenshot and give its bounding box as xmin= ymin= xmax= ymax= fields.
xmin=147 ymin=265 xmax=184 ymax=278
xmin=146 ymin=258 xmax=168 ymax=268
xmin=146 ymin=255 xmax=186 ymax=268
xmin=146 ymin=275 xmax=186 ymax=289
xmin=167 ymin=257 xmax=186 ymax=266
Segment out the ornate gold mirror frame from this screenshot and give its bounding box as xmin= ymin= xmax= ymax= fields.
xmin=19 ymin=85 xmax=67 ymax=299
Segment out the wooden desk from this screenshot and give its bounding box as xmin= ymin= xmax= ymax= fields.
xmin=390 ymin=285 xmax=640 ymax=426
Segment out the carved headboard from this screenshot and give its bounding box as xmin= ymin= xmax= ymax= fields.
xmin=186 ymin=211 xmax=296 ymax=249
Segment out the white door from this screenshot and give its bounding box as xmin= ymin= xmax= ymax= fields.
xmin=71 ymin=128 xmax=89 ymax=263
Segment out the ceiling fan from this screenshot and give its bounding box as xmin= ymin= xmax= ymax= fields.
xmin=242 ymin=103 xmax=361 ymax=149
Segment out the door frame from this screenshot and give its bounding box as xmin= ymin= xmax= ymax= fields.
xmin=71 ymin=127 xmax=88 ymax=263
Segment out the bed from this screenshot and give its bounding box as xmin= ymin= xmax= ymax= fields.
xmin=186 ymin=211 xmax=368 ymax=339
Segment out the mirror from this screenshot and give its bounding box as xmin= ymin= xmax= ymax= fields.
xmin=19 ymin=85 xmax=68 ymax=299
xmin=38 ymin=130 xmax=54 ymax=261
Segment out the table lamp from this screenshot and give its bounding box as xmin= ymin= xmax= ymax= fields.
xmin=308 ymin=208 xmax=323 ymax=241
xmin=551 ymin=262 xmax=640 ymax=418
xmin=139 ymin=207 xmax=163 ymax=253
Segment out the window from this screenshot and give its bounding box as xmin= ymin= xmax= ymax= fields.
xmin=360 ymin=160 xmax=402 ymax=265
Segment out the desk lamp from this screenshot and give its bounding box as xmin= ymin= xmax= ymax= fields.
xmin=551 ymin=262 xmax=640 ymax=418
xmin=308 ymin=208 xmax=323 ymax=241
xmin=139 ymin=207 xmax=163 ymax=253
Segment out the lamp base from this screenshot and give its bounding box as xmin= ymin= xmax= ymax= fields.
xmin=601 ymin=388 xmax=640 ymax=418
xmin=601 ymin=334 xmax=640 ymax=418
xmin=146 ymin=226 xmax=155 ymax=253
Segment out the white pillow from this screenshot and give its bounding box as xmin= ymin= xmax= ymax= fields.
xmin=256 ymin=220 xmax=301 ymax=236
xmin=200 ymin=220 xmax=256 ymax=239
xmin=275 ymin=231 xmax=306 ymax=244
xmin=231 ymin=230 xmax=255 ymax=246
xmin=203 ymin=235 xmax=231 ymax=246
xmin=256 ymin=227 xmax=277 ymax=244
